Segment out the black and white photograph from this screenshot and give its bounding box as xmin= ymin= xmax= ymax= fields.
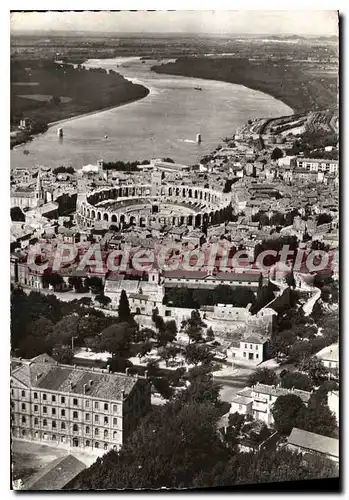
xmin=9 ymin=8 xmax=339 ymax=491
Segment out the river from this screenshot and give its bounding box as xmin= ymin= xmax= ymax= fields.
xmin=11 ymin=57 xmax=293 ymax=170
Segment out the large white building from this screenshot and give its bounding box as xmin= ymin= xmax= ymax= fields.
xmin=11 ymin=354 xmax=151 ymax=453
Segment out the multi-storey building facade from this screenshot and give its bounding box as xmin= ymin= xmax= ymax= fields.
xmin=11 ymin=354 xmax=151 ymax=452
xmin=296 ymin=158 xmax=338 ymax=175
xmin=230 ymin=383 xmax=312 ymax=426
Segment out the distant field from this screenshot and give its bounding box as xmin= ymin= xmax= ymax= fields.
xmin=11 ymin=59 xmax=149 ymax=127
xmin=152 ymin=57 xmax=338 ymax=113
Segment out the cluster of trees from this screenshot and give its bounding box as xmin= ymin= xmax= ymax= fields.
xmin=271 ymin=305 xmax=338 ymax=378
xmin=164 ymin=285 xmax=256 ymax=309
xmin=66 ymin=373 xmax=338 ymax=490
xmin=41 ymin=274 xmax=104 ymax=294
xmin=272 ymin=386 xmax=338 ymax=438
xmin=10 ymin=206 xmax=25 ymax=222
xmin=11 ymin=288 xmax=114 ymax=360
xmin=53 ymin=166 xmax=75 ymax=175
xmin=103 ymin=160 xmax=148 ymax=172
xmin=251 ymin=209 xmax=300 ymax=228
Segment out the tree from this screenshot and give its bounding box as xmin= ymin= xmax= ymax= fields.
xmin=185 ymin=344 xmax=213 ymax=366
xmin=42 ymin=272 xmax=64 ymax=291
xmin=68 ymin=276 xmax=83 ymax=291
xmin=118 ymin=290 xmax=131 ymax=322
xmin=206 ymin=327 xmax=215 ymax=342
xmin=84 ymin=276 xmax=103 ymax=294
xmin=271 ymin=147 xmax=283 ymax=161
xmin=138 ymin=340 xmax=153 ymax=359
xmin=301 ymin=357 xmax=329 ymax=384
xmin=100 ymin=322 xmax=133 ymax=358
xmin=296 ymin=392 xmax=338 ymax=438
xmin=152 ymin=377 xmax=174 ymax=399
xmin=11 ymin=206 xmax=25 ymax=222
xmin=95 ymin=294 xmax=112 ymax=308
xmin=317 ymin=213 xmax=333 ymax=225
xmin=272 ymin=394 xmax=305 ymax=435
xmin=281 ymin=371 xmax=313 ymax=391
xmin=52 ymin=345 xmax=74 ymax=364
xmin=247 ymin=368 xmax=277 ymax=387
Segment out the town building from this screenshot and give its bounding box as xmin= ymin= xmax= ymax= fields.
xmin=230 ymin=383 xmax=312 ymax=426
xmin=286 ymin=427 xmax=339 ymax=463
xmin=11 ymin=354 xmax=151 ymax=452
xmin=315 ymin=343 xmax=339 ymax=373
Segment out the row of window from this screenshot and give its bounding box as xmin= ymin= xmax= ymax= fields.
xmin=25 ymin=406 xmax=119 ymax=425
xmin=20 ymin=429 xmax=111 ymax=449
xmin=17 ymin=391 xmax=119 ymax=412
xmin=244 ymin=344 xmax=259 ymax=350
xmin=21 ymin=417 xmax=119 ymax=438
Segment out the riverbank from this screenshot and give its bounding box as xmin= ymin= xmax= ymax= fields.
xmin=11 ymin=58 xmax=150 ymax=149
xmin=152 ymin=57 xmax=338 ymax=114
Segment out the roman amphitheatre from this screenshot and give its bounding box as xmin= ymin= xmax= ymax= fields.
xmin=77 ymin=171 xmax=232 ymax=229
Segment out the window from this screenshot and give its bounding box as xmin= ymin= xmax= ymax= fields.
xmin=113 ymin=405 xmax=118 ymax=413
xmin=256 ymin=345 xmax=258 ymax=350
xmin=95 ymin=428 xmax=99 ymax=436
xmin=61 ymin=396 xmax=65 ymax=404
xmin=73 ymin=411 xmax=78 ymax=419
xmin=21 ymin=416 xmax=26 ymax=424
xmin=73 ymin=398 xmax=78 ymax=406
xmin=85 ymin=413 xmax=90 ymax=421
xmin=104 ymin=417 xmax=108 ymax=425
xmin=43 ymin=419 xmax=47 ymax=427
xmin=43 ymin=406 xmax=47 ymax=414
xmin=43 ymin=394 xmax=47 ymax=401
xmin=243 ymin=352 xmax=246 ymax=358
xmin=52 ymin=435 xmax=56 ymax=441
xmin=61 ymin=422 xmax=66 ymax=430
xmin=104 ymin=430 xmax=108 ymax=439
xmin=256 ymin=354 xmax=259 ymax=359
xmin=73 ymin=424 xmax=78 ymax=432
xmin=34 ymin=417 xmax=38 ymax=425
xmin=61 ymin=409 xmax=65 ymax=417
xmin=52 ymin=408 xmax=56 ymax=416
xmin=95 ymin=442 xmax=99 ymax=449
xmin=104 ymin=443 xmax=108 ymax=450
xmin=94 ymin=402 xmax=99 ymax=410
xmin=245 ymin=344 xmax=247 ymax=348
xmin=86 ymin=440 xmax=91 ymax=447
xmin=250 ymin=345 xmax=252 ymax=349
xmin=52 ymin=421 xmax=56 ymax=429
xmin=113 ymin=418 xmax=117 ymax=426
xmin=86 ymin=426 xmax=90 ymax=434
xmin=113 ymin=431 xmax=117 ymax=439
xmin=21 ymin=390 xmax=25 ymax=397
xmin=85 ymin=400 xmax=90 ymax=408
xmin=21 ymin=402 xmax=26 ymax=410
xmin=104 ymin=403 xmax=109 ymax=411
xmin=61 ymin=436 xmax=65 ymax=443
xmin=34 ymin=392 xmax=38 ymax=399
xmin=52 ymin=395 xmax=56 ymax=403
xmin=95 ymin=415 xmax=99 ymax=423
xmin=21 ymin=429 xmax=26 ymax=437
xmin=34 ymin=404 xmax=38 ymax=412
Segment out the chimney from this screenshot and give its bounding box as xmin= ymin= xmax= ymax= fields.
xmin=89 ymin=379 xmax=93 ymax=387
xmin=121 ymin=390 xmax=125 ymax=400
xmin=83 ymin=383 xmax=88 ymax=394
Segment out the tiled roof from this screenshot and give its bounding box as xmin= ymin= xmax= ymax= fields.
xmin=288 ymin=428 xmax=339 ymax=458
xmin=12 ymin=355 xmax=141 ymax=402
xmin=316 ymin=343 xmax=339 ymax=363
xmin=252 ymin=383 xmax=312 ymax=403
xmin=25 ymin=455 xmax=86 ymax=490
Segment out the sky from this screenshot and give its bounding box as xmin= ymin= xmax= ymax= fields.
xmin=10 ymin=10 xmax=339 ymax=36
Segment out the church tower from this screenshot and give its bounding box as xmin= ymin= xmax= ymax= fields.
xmin=35 ymin=170 xmax=45 ymax=207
